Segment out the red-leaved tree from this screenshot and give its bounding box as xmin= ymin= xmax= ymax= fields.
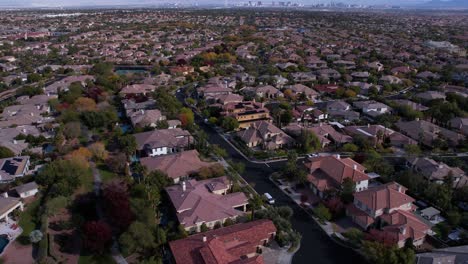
xmin=102 ymin=180 xmax=134 ymax=232
xmin=82 ymin=221 xmax=112 ymax=254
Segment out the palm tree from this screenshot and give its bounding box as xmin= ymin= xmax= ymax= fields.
xmin=249 ymin=194 xmax=264 ymax=220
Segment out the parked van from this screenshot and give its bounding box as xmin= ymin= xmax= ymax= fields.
xmin=264 ymin=193 xmax=275 ymax=204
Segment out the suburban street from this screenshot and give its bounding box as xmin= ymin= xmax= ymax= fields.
xmin=192 ymin=113 xmax=366 ymax=264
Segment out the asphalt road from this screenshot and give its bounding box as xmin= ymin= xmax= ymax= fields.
xmin=193 ymin=115 xmax=366 ymax=264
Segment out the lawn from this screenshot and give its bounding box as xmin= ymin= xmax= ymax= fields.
xmin=17 ymin=199 xmax=41 ymax=245
xmin=78 ymin=254 xmax=115 ymax=264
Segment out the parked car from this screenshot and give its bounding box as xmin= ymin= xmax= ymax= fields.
xmin=264 ymin=193 xmax=275 ymax=204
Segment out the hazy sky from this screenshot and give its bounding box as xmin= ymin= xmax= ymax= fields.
xmin=0 ymin=0 xmax=433 ymax=7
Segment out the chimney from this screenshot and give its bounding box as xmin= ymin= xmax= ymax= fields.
xmin=397 ymin=184 xmax=403 ymax=193
xmin=415 ymin=117 xmax=419 ymax=121
xmin=22 ymin=128 xmax=26 ymax=133
xmin=438 ymin=164 xmax=444 ymax=169
xmin=182 ymin=181 xmax=186 ymax=192
xmin=353 ymin=164 xmax=357 ymax=170
xmin=2 ymin=192 xmax=7 ymax=198
xmin=13 ymin=140 xmax=17 ymax=145
xmin=367 ymin=123 xmax=370 ymax=128
xmin=202 ymin=235 xmax=207 ymax=242
xmin=30 ymin=112 xmax=34 ymax=116
xmin=336 ymin=154 xmax=340 ymax=159
xmin=140 ymin=109 xmax=145 ymax=115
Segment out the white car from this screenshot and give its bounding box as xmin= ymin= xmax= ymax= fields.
xmin=264 ymin=193 xmax=275 ymax=205
xmin=307 ymin=153 xmax=318 ymax=158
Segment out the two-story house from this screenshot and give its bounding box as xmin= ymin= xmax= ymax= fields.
xmin=305 ymin=155 xmax=369 ymax=198
xmin=347 ymin=182 xmax=430 ymax=248
xmin=134 ymin=128 xmax=193 ymax=157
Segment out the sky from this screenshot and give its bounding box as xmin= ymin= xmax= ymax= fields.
xmin=0 ymin=0 xmax=448 ymax=7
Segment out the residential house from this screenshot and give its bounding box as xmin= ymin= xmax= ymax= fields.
xmin=389 ymin=99 xmax=429 ymax=112
xmin=169 ymin=219 xmax=276 ymax=264
xmin=119 ymin=84 xmax=156 ymax=98
xmin=325 ymin=101 xmax=360 ymax=122
xmin=0 ymin=156 xmax=30 ymax=183
xmin=13 ymin=181 xmax=39 ymax=198
xmin=416 ymin=245 xmax=468 ymax=264
xmin=284 ymin=84 xmax=319 ymax=101
xmin=198 ymin=83 xmax=233 ymax=99
xmin=396 ymin=120 xmax=465 ymax=147
xmin=344 ymin=124 xmax=417 ymax=148
xmin=292 ymin=106 xmax=327 ymax=123
xmin=44 ymin=75 xmax=94 ymax=96
xmin=305 ymin=155 xmax=369 ymax=198
xmin=128 ymin=109 xmax=166 ymax=128
xmin=0 ymin=125 xmax=42 ymax=155
xmin=290 ymin=72 xmax=316 ymax=83
xmin=347 ymin=182 xmax=430 ymax=248
xmin=134 ymin=128 xmax=192 ymax=157
xmin=449 ymin=117 xmax=468 ymax=136
xmin=141 ymin=150 xmax=214 ymax=183
xmin=367 ymin=62 xmax=384 ymax=72
xmin=379 ymin=75 xmax=403 ymax=85
xmin=221 ymin=101 xmax=270 ymax=129
xmin=0 ymin=196 xmax=23 ymax=222
xmin=353 ymin=100 xmax=391 ymax=118
xmin=236 ymin=121 xmax=294 ymax=150
xmin=255 ymin=85 xmax=283 ymax=99
xmin=406 ymin=157 xmax=467 ymax=188
xmin=414 ymin=91 xmax=446 ymax=102
xmin=165 ymin=176 xmax=248 ymax=232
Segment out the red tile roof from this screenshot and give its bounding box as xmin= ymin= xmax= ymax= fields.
xmin=305 ymin=156 xmax=369 ymax=191
xmin=369 ymin=209 xmax=430 ymax=245
xmin=169 ymin=220 xmax=276 ymax=264
xmin=353 ymin=182 xmax=414 ymax=212
xmin=165 ymin=177 xmax=248 ymax=228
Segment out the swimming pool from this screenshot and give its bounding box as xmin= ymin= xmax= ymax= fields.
xmin=0 ymin=235 xmax=9 ymax=254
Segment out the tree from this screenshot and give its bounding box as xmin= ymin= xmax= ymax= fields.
xmin=63 ymin=122 xmax=81 ymax=139
xmin=82 ymin=221 xmax=112 ymax=254
xmin=27 ymin=73 xmax=42 ymax=83
xmin=29 ymin=230 xmax=43 ymax=244
xmin=119 ymin=221 xmax=156 ymax=256
xmin=446 ymin=211 xmax=461 ymax=227
xmin=341 ymin=178 xmax=356 ymax=204
xmin=404 ymin=144 xmax=421 ymax=157
xmin=36 ymin=158 xmax=90 ymax=197
xmin=220 ymin=116 xmax=239 ymax=131
xmin=283 ymin=151 xmax=298 ymax=179
xmin=211 ymin=144 xmax=227 ymax=158
xmin=178 ymin=107 xmax=195 ymax=128
xmin=200 ymin=223 xmax=209 ymax=232
xmin=223 ymin=218 xmax=235 ymax=227
xmin=73 ymin=97 xmax=97 ymax=112
xmin=362 ymin=241 xmax=414 ymax=264
xmin=106 ymin=153 xmax=128 ymax=175
xmin=342 ymin=143 xmax=359 ymax=152
xmin=313 ymin=204 xmax=332 ymax=221
xmin=0 ymin=146 xmax=14 ymax=158
xmin=103 ymin=181 xmax=134 ymax=231
xmin=117 ymin=135 xmax=137 ymax=157
xmin=88 ymin=142 xmax=108 ymax=161
xmin=343 ymin=228 xmax=363 ymax=245
xmin=299 ymin=129 xmax=321 ymax=153
xmin=249 ymin=194 xmax=264 ymax=220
